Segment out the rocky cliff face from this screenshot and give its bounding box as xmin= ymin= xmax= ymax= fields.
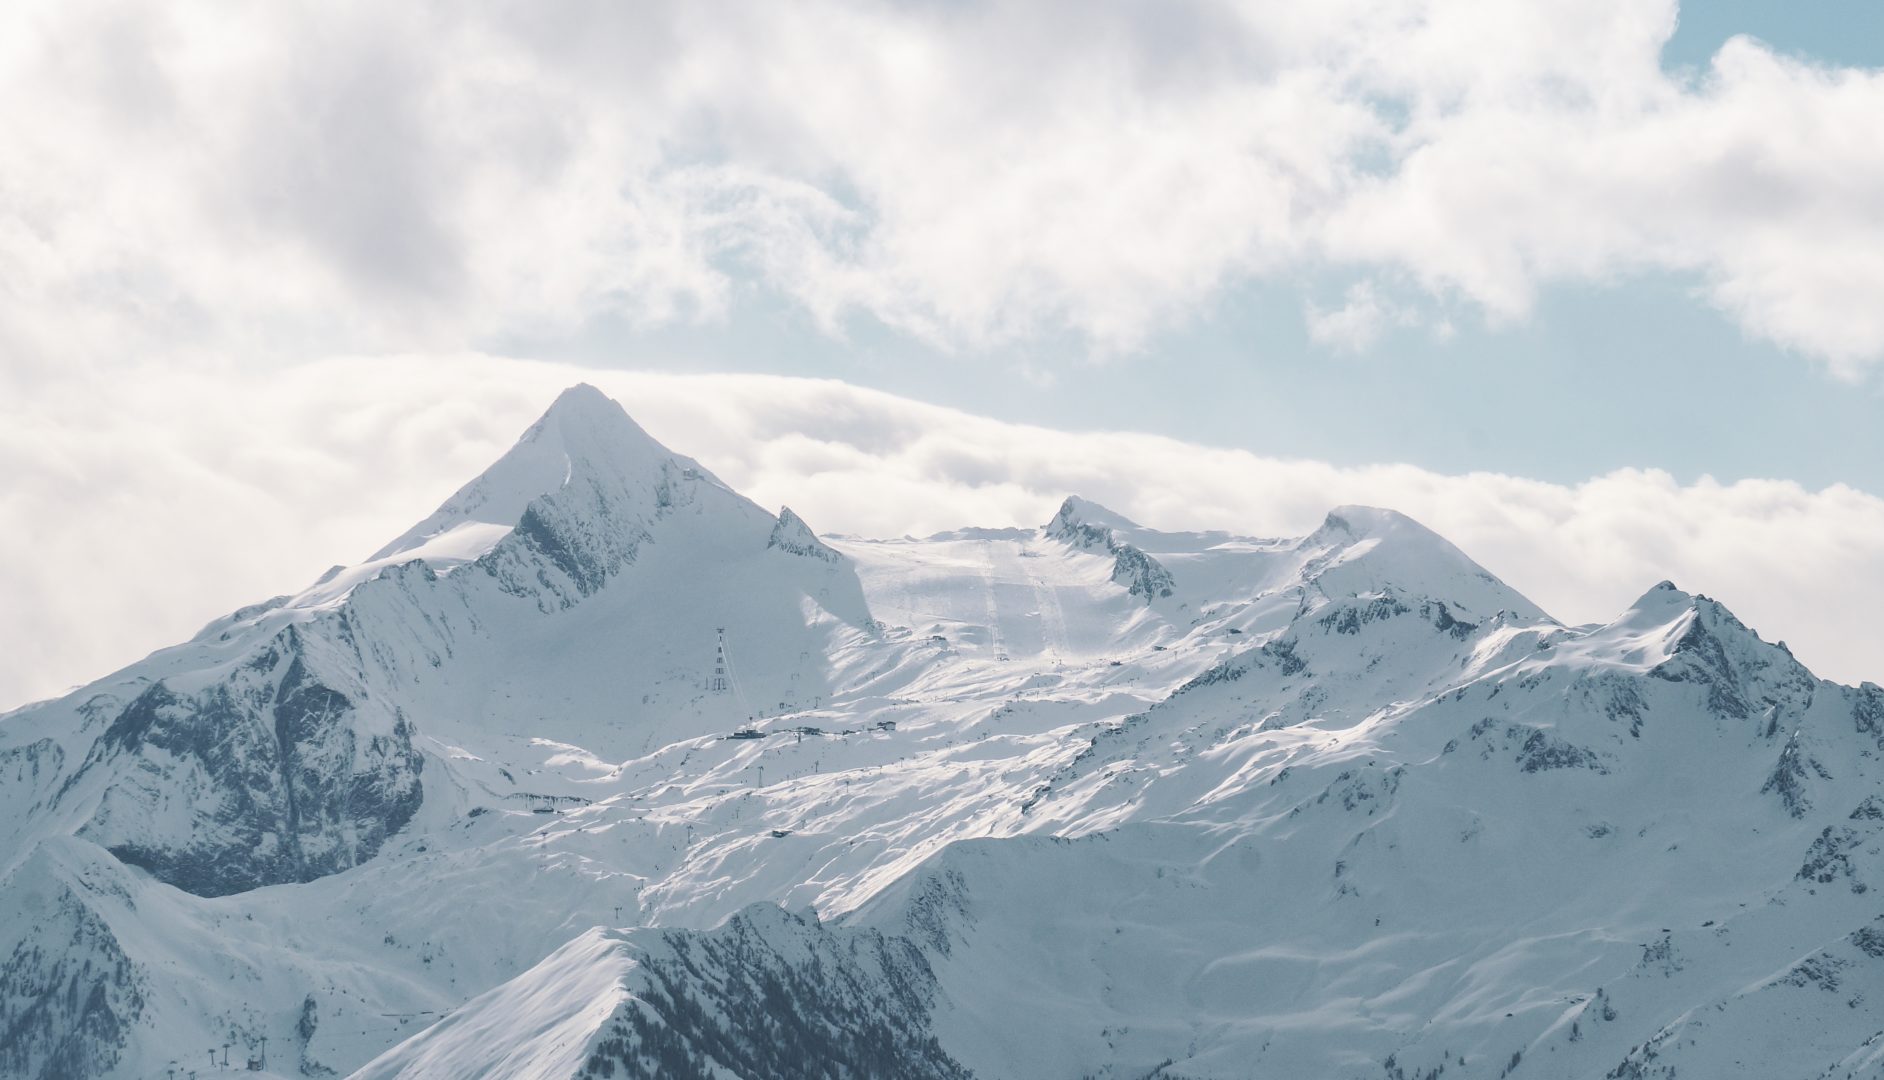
xmin=579 ymin=907 xmax=968 ymax=1080
xmin=0 ymin=857 xmax=143 ymax=1080
xmin=1044 ymin=496 xmax=1175 ymax=601
xmin=480 ymin=456 xmax=700 ymax=609
xmin=349 ymin=906 xmax=970 ymax=1080
xmin=72 ymin=628 xmax=423 ymax=897
xmin=43 ymin=385 xmax=755 ymax=902
xmin=767 ymin=506 xmax=842 ymax=563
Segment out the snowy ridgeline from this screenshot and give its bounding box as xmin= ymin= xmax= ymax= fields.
xmin=3 ymin=383 xmax=1884 ymax=1080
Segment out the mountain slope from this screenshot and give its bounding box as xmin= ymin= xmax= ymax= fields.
xmin=351 ymin=906 xmax=968 ymax=1080
xmin=1 ymin=384 xmax=1879 ymax=1079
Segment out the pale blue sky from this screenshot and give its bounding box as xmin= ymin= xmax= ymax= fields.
xmin=1663 ymin=0 xmax=1883 ymax=70
xmin=481 ymin=2 xmax=1884 ymax=495
xmin=503 ymin=256 xmax=1884 ymax=497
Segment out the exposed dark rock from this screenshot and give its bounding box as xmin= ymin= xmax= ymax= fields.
xmin=1421 ymin=599 xmax=1478 ymax=639
xmin=1650 ymin=598 xmax=1817 ymax=728
xmin=1775 ymin=952 xmax=1844 ymax=992
xmin=578 ymin=907 xmax=970 ymax=1080
xmin=481 ymin=460 xmax=696 ymax=609
xmin=1111 ymin=544 xmax=1176 ymax=600
xmin=768 ymin=506 xmax=842 ymax=563
xmin=1320 ymin=595 xmax=1412 ymax=636
xmin=1798 ymin=825 xmax=1867 ymax=885
xmin=1045 ymin=499 xmax=1175 ymax=602
xmin=74 ymin=632 xmax=423 ymax=897
xmin=1514 ymin=727 xmax=1608 ymax=774
xmin=1851 ymin=921 xmax=1884 ymax=959
xmin=1762 ymin=733 xmax=1814 ymax=819
xmin=1854 ymin=683 xmax=1884 ymax=748
xmin=0 ymin=879 xmax=142 ymax=1080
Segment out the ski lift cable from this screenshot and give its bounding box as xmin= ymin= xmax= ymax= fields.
xmin=719 ymin=631 xmax=754 ymax=718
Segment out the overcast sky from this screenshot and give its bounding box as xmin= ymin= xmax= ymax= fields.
xmin=3 ymin=0 xmax=1881 ymax=708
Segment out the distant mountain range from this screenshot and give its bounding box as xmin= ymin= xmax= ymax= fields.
xmin=4 ymin=384 xmax=1880 ymax=1079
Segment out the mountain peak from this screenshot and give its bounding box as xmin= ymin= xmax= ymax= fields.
xmin=520 ymin=383 xmax=666 ymax=461
xmin=769 ymin=506 xmax=841 ymax=563
xmin=530 ymin=382 xmax=632 ymax=436
xmin=1045 ymin=496 xmax=1140 ymax=538
xmin=1300 ymin=504 xmax=1551 ymax=622
xmin=1042 ymin=497 xmax=1174 ymax=601
xmin=549 ymin=381 xmax=610 ymax=405
xmin=1314 ymin=505 xmax=1424 ymax=541
xmin=1305 ymin=505 xmax=1465 ymax=560
xmin=369 ymin=384 xmax=685 ymax=563
xmin=1629 ymin=579 xmax=1693 ymax=610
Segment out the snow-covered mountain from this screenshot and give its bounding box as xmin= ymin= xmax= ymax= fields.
xmin=3 ymin=384 xmax=1881 ymax=1079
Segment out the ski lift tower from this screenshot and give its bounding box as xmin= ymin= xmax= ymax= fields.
xmin=710 ymin=629 xmax=729 ymax=694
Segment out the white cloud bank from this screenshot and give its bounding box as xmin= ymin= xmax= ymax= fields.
xmin=3 ymin=356 xmax=1878 ymax=710
xmin=4 ymin=0 xmax=1884 ymax=374
xmin=3 ymin=5 xmax=1879 ymax=704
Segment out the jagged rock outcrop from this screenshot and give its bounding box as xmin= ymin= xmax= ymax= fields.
xmin=768 ymin=506 xmax=842 ymax=563
xmin=0 ymin=865 xmax=142 ymax=1079
xmin=1044 ymin=496 xmax=1175 ymax=601
xmin=353 ymin=906 xmax=970 ymax=1080
xmin=580 ymin=907 xmax=967 ymax=1080
xmin=71 ymin=628 xmax=422 ymax=897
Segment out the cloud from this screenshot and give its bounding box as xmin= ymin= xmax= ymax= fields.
xmin=2 ymin=6 xmax=1879 ymax=705
xmin=2 ymin=356 xmax=1878 ymax=711
xmin=4 ymin=1 xmax=1884 ymax=371
xmin=1304 ymin=281 xmax=1422 ymax=352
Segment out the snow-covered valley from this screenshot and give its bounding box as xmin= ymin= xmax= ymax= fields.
xmin=4 ymin=384 xmax=1882 ymax=1079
